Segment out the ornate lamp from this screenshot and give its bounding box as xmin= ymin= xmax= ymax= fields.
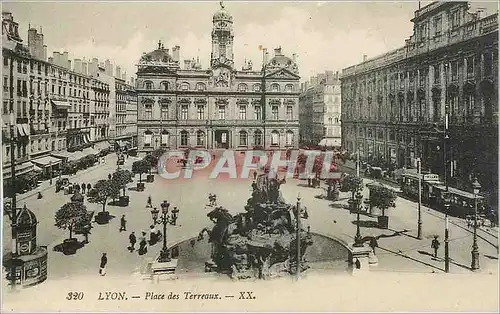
xmin=471 ymin=177 xmax=481 ymax=270
xmin=150 ymin=207 xmax=159 ymax=223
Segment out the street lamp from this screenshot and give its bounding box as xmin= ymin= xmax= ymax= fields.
xmin=353 ymin=190 xmax=364 ymax=247
xmin=150 ymin=201 xmax=178 ymax=263
xmin=8 ymin=110 xmax=20 ymax=289
xmin=417 ymin=157 xmax=423 ymax=240
xmin=471 ymin=177 xmax=481 ymax=271
xmin=442 ymin=191 xmax=451 ymax=273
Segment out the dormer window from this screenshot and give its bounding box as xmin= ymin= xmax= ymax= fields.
xmin=196 ymin=83 xmax=206 ymax=91
xmin=271 ymin=83 xmax=280 ymax=92
xmin=181 ymin=82 xmax=189 ymax=91
xmin=160 ymin=81 xmax=169 ymax=91
xmin=144 ymin=81 xmax=153 ymax=90
xmin=238 ymin=83 xmax=247 ymax=92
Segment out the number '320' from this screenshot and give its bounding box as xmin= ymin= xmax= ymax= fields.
xmin=67 ymin=292 xmax=84 ymax=300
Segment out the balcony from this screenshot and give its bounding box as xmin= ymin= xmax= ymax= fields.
xmin=16 ymin=117 xmax=28 ymax=124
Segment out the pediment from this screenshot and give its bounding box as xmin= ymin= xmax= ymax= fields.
xmin=265 ymin=68 xmax=300 ymax=80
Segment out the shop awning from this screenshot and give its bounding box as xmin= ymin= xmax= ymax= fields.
xmin=318 ymin=138 xmax=341 ymax=147
xmin=82 ymin=147 xmax=98 ymax=156
xmin=31 ymin=156 xmax=62 ymax=167
xmin=2 ymin=162 xmax=34 ymax=179
xmin=51 ymin=100 xmax=71 ymax=110
xmin=83 ymin=135 xmax=89 ymax=144
xmin=22 ymin=124 xmax=30 ymax=136
xmin=51 ymin=151 xmax=85 ymax=162
xmin=16 ymin=124 xmax=30 ymax=137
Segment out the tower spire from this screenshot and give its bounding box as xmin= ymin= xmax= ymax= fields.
xmin=220 ymin=1 xmax=224 ymax=9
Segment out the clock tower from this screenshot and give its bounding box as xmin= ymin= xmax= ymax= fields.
xmin=211 ymin=1 xmax=234 ymax=69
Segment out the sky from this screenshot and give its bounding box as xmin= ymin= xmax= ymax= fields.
xmin=3 ymin=1 xmax=498 ymax=82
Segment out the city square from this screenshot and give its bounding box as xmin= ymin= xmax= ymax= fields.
xmin=1 ymin=1 xmax=499 ymax=312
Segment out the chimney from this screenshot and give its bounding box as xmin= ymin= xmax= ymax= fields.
xmin=172 ymin=45 xmax=180 ymax=62
xmin=82 ymin=61 xmax=88 ymax=75
xmin=48 ymin=57 xmax=53 ymax=64
xmin=263 ymin=48 xmax=269 ymax=65
xmin=311 ymin=76 xmax=318 ymax=86
xmin=325 ymin=70 xmax=334 ymax=83
xmin=42 ymin=45 xmax=47 ymax=61
xmin=122 ymin=73 xmax=126 ymax=80
xmin=105 ymin=59 xmax=112 ymax=76
xmin=63 ymin=51 xmax=69 ymax=68
xmin=317 ymin=73 xmax=326 ymax=84
xmin=476 ymin=8 xmax=485 ymax=19
xmin=74 ymin=58 xmax=82 ymax=73
xmin=184 ymin=59 xmax=193 ymax=69
xmin=363 ymin=54 xmax=368 ymax=62
xmin=115 ymin=66 xmax=121 ymax=79
xmin=131 ymin=77 xmax=135 ymax=87
xmin=292 ymin=53 xmax=296 ymax=63
xmin=53 ymin=52 xmax=60 ymax=66
xmin=67 ymin=60 xmax=72 ymax=70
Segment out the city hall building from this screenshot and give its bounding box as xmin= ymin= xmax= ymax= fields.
xmin=136 ymin=4 xmax=300 ymax=151
xmin=341 ymin=2 xmax=497 ymax=200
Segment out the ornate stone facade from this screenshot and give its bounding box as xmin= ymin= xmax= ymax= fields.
xmin=136 ymin=4 xmax=300 ymax=151
xmin=341 ymin=2 xmax=498 ymax=203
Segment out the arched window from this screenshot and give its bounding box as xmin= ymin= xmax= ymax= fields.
xmin=196 ymin=83 xmax=206 ymax=91
xmin=144 ymin=130 xmax=153 ymax=147
xmin=238 ymin=83 xmax=248 ymax=92
xmin=180 ymin=130 xmax=189 ymax=146
xmin=144 ymin=81 xmax=153 ymax=90
xmin=161 ymin=130 xmax=169 ymax=147
xmin=181 ymin=82 xmax=190 ymax=91
xmin=253 ymin=84 xmax=261 ymax=92
xmin=239 ymin=131 xmax=248 ymax=146
xmin=196 ymin=130 xmax=205 ymax=146
xmin=160 ymin=81 xmax=169 ymax=91
xmin=286 ymin=130 xmax=294 ymax=146
xmin=271 ymin=83 xmax=280 ymax=92
xmin=271 ymin=130 xmax=280 ymax=146
xmin=285 ymin=84 xmax=294 ymax=92
xmin=328 ymin=117 xmax=333 ymax=125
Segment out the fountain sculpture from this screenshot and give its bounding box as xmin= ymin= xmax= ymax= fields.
xmin=198 ymin=173 xmax=313 ymax=279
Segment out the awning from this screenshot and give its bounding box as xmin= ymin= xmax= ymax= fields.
xmin=2 ymin=162 xmax=34 ymax=179
xmin=32 ymin=164 xmax=43 ymax=172
xmin=51 ymin=100 xmax=71 ymax=110
xmin=67 ymin=151 xmax=85 ymax=162
xmin=318 ymin=138 xmax=341 ymax=147
xmin=31 ymin=156 xmax=62 ymax=167
xmin=83 ymin=135 xmax=89 ymax=144
xmin=16 ymin=124 xmax=26 ymax=137
xmin=22 ymin=124 xmax=30 ymax=136
xmin=82 ymin=147 xmax=98 ymax=156
xmin=85 ymin=134 xmax=91 ymax=143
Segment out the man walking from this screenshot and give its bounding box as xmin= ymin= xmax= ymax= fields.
xmin=369 ymin=237 xmax=378 ymax=255
xmin=431 ymin=236 xmax=440 ymax=258
xmin=99 ymin=253 xmax=107 ymax=276
xmin=129 ymin=232 xmax=137 ymax=252
xmin=81 ymin=183 xmax=86 ymax=194
xmin=120 ymin=215 xmax=127 ymax=232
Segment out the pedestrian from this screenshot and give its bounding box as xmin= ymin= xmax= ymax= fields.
xmin=37 ymin=191 xmax=43 ymax=199
xmin=120 ymin=215 xmax=127 ymax=232
xmin=87 ymin=183 xmax=92 ymax=192
xmin=369 ymin=237 xmax=378 ymax=255
xmin=431 ymin=236 xmax=440 ymax=258
xmin=138 ymin=233 xmax=148 ymax=255
xmin=253 ymin=171 xmax=257 ymax=180
xmin=149 ymin=225 xmax=157 ymax=245
xmin=171 ymin=207 xmax=179 ymax=225
xmin=99 ymin=253 xmax=107 ymax=276
xmin=81 ymin=183 xmax=86 ymax=194
xmin=129 ymin=232 xmax=137 ymax=252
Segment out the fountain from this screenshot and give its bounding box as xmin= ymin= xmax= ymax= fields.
xmin=198 ymin=173 xmax=313 ymax=279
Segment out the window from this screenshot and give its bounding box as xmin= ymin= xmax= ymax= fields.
xmin=238 ymin=84 xmax=247 ymax=92
xmin=144 ymin=131 xmax=152 ymax=146
xmin=161 ymin=104 xmax=169 ymax=120
xmin=239 ymin=131 xmax=248 ymax=146
xmin=180 ymin=131 xmax=189 ymax=146
xmin=451 ymin=10 xmax=460 ymax=29
xmin=434 ymin=65 xmax=440 ymax=83
xmin=328 ymin=117 xmax=333 ymax=125
xmin=286 ymin=106 xmax=293 ymax=120
xmin=144 ymin=81 xmax=153 ymax=90
xmin=286 ymin=131 xmax=294 ymax=146
xmin=451 ymin=61 xmax=459 ymax=81
xmin=271 ymin=131 xmax=279 ymax=145
xmin=3 ymin=77 xmax=8 ymax=91
xmin=196 ymin=131 xmax=205 ymax=146
xmin=253 ymin=84 xmax=261 ymax=92
xmin=218 ymin=105 xmax=226 ymax=120
xmin=196 ymin=83 xmax=206 ymax=91
xmin=254 ymin=106 xmax=261 ymax=120
xmin=271 ymin=84 xmax=280 ymax=92
xmin=484 ymin=52 xmax=493 ymax=76
xmin=466 ymin=56 xmax=474 ymax=77
xmin=239 ymin=106 xmax=246 ymax=120
xmin=3 ymin=56 xmax=8 ymax=66
xmin=181 ymin=105 xmax=188 ymax=120
xmin=254 ymin=130 xmax=263 ymax=146
xmin=219 ymin=43 xmax=226 ymax=58
xmin=434 ymin=16 xmax=442 ymax=36
xmin=181 ymin=83 xmax=189 ymax=91
xmin=197 ymin=105 xmax=204 ymax=120
xmin=465 ymin=93 xmax=475 ymax=116
xmin=144 ymin=104 xmax=152 ymax=120
xmin=285 ymin=84 xmax=294 ymax=92
xmin=161 ymin=81 xmax=169 ymax=90
xmin=272 ymin=106 xmax=278 ymax=120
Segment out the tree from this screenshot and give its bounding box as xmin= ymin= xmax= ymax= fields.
xmin=340 ymin=175 xmax=363 ymax=200
xmin=55 ymin=201 xmax=88 ymax=240
xmin=112 ymin=169 xmax=133 ymax=196
xmin=368 ymin=185 xmax=397 ymax=216
xmin=132 ymin=160 xmax=151 ymax=182
xmin=87 ymin=179 xmax=117 ymax=213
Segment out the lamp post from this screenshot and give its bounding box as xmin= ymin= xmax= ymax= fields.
xmin=442 ymin=191 xmax=451 ymax=273
xmin=471 ymin=177 xmax=481 ymax=271
xmin=296 ymin=195 xmax=301 ymax=280
xmin=443 ymin=61 xmax=450 ymax=273
xmin=417 ymin=157 xmax=423 ymax=239
xmin=150 ymin=201 xmax=178 ymax=263
xmin=353 ymin=190 xmax=364 ymax=247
